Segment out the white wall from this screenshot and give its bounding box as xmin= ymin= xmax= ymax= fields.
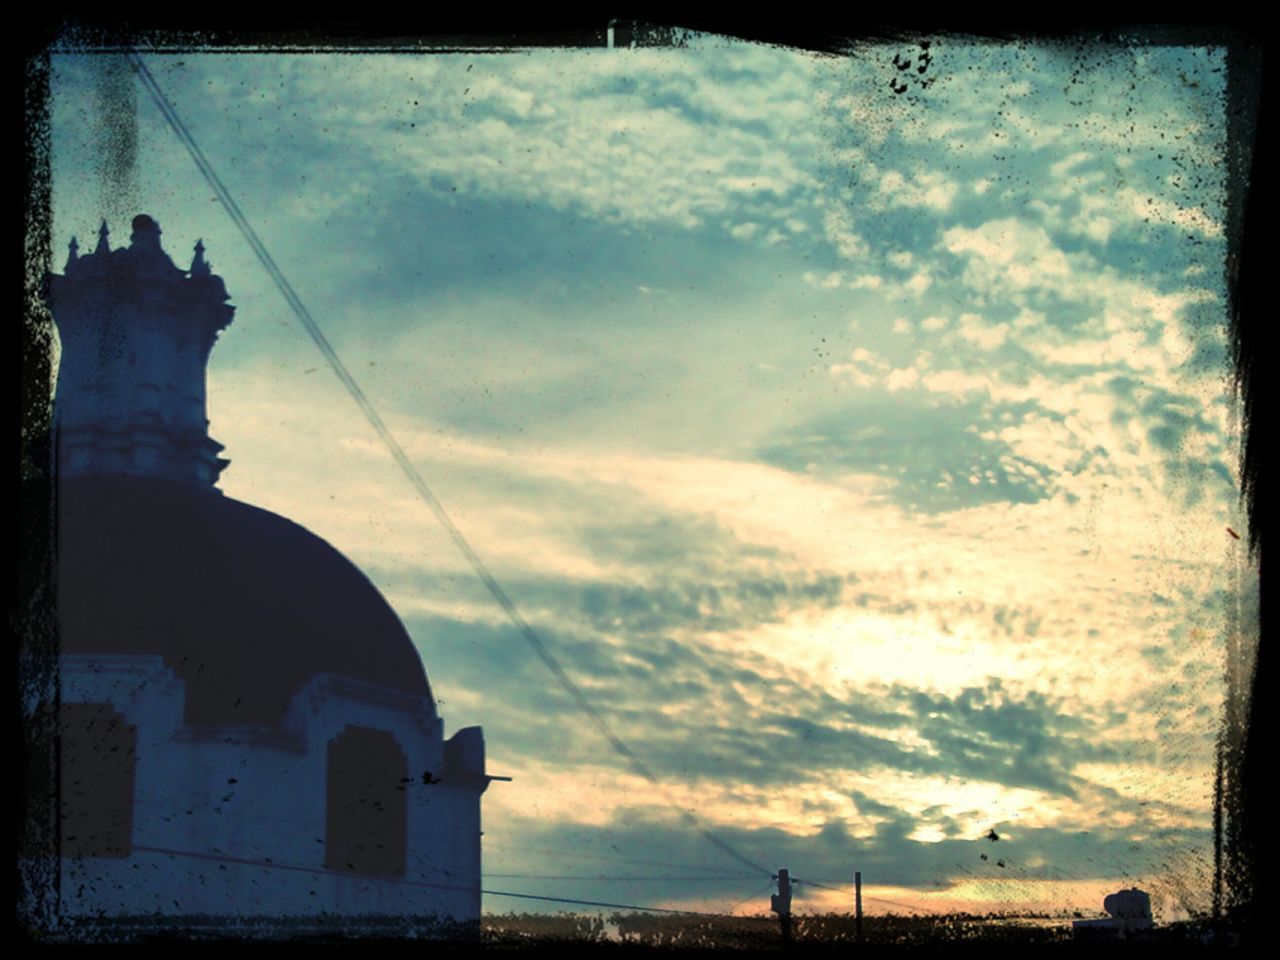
xmin=58 ymin=655 xmax=485 ymax=927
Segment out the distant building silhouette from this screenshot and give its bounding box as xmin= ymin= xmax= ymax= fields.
xmin=43 ymin=215 xmax=492 ymax=932
xmin=1072 ymin=887 xmax=1154 ymax=940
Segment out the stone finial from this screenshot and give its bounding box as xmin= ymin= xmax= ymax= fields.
xmin=65 ymin=236 xmax=79 ymax=271
xmin=190 ymin=239 xmax=211 ymax=277
xmin=94 ymin=220 xmax=110 ymax=256
xmin=129 ymin=214 xmax=163 ymax=252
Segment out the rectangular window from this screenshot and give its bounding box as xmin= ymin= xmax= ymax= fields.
xmin=60 ymin=703 xmax=137 ymax=858
xmin=325 ymin=725 xmax=407 ymax=877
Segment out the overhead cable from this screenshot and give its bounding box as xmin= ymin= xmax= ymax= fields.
xmin=126 ymin=50 xmax=771 ymax=880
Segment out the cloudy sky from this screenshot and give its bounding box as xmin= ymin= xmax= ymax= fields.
xmin=48 ymin=33 xmax=1255 ymax=920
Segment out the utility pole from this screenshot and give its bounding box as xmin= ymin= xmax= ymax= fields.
xmin=854 ymin=871 xmax=863 ymax=943
xmin=771 ymin=867 xmax=793 ymax=947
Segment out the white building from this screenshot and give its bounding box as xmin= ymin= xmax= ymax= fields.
xmin=46 ymin=214 xmax=491 ymax=934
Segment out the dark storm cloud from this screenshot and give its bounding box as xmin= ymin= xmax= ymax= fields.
xmin=1105 ymin=374 xmax=1234 ymax=507
xmin=407 ymin=591 xmax=1134 ymax=799
xmin=1175 ymin=294 xmax=1230 ymax=377
xmin=757 ymin=395 xmax=1057 ymax=514
xmin=285 ymin=179 xmax=807 ymax=327
xmin=573 ymin=572 xmax=851 ymax=637
xmin=897 ymin=683 xmax=1095 ymax=798
xmin=371 ymin=503 xmax=856 ymax=644
xmin=488 ymin=806 xmax=1211 ymax=902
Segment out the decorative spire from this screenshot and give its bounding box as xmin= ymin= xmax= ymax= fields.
xmin=49 ymin=213 xmax=237 ymax=490
xmin=190 ymin=239 xmax=211 ymax=277
xmin=65 ymin=236 xmax=79 ymax=271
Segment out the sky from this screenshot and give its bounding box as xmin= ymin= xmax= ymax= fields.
xmin=46 ymin=32 xmax=1257 ymax=922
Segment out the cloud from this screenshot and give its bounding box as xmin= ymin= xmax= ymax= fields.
xmin=885 ymin=367 xmax=920 ymax=392
xmin=390 ymin=552 xmax=1184 ymax=810
xmin=757 ymin=395 xmax=1056 ymax=514
xmin=942 ymin=219 xmax=1073 ymax=296
xmin=47 ymin=40 xmax=1243 ymax=920
xmin=485 ymin=802 xmax=1213 ymax=913
xmin=876 ymin=169 xmax=960 ymax=212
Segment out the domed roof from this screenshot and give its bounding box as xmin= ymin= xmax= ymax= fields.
xmin=55 ymin=474 xmax=433 ymax=728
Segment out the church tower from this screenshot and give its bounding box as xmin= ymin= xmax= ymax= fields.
xmin=44 ymin=216 xmax=491 ymax=936
xmin=52 ymin=214 xmax=233 ymax=487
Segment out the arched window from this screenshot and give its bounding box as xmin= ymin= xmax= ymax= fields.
xmin=325 ymin=726 xmax=407 ymax=877
xmin=59 ymin=703 xmax=137 ymax=858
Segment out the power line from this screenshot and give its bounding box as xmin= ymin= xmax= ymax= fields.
xmin=484 ymin=889 xmax=770 ymax=918
xmin=486 ymin=873 xmax=764 ymax=883
xmin=484 ymin=841 xmax=758 ymax=877
xmin=793 ymin=878 xmax=851 ymax=893
xmin=125 ymin=50 xmax=771 ymax=883
xmin=861 ymin=895 xmax=941 ymax=915
xmin=724 ymin=880 xmax=778 ymax=915
xmin=793 ymin=878 xmax=942 ymax=915
xmin=132 ymin=844 xmax=770 ymax=919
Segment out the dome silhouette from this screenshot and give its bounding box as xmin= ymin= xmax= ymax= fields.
xmin=57 ymin=473 xmax=433 ymax=727
xmin=45 ymin=217 xmax=487 ymax=928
